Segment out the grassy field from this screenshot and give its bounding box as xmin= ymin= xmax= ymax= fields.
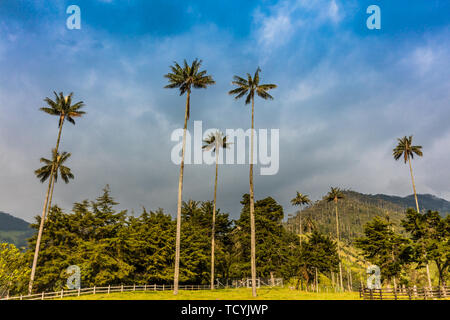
xmin=64 ymin=287 xmax=361 ymax=300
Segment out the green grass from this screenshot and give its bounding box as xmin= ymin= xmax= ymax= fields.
xmin=63 ymin=287 xmax=361 ymax=300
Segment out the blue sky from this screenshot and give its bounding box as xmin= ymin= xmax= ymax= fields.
xmin=1 ymin=0 xmax=449 ymax=222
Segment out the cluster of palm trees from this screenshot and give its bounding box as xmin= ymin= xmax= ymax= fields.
xmin=164 ymin=59 xmax=276 ymax=296
xmin=28 ymin=92 xmax=86 ymax=294
xmin=291 ymin=187 xmax=346 ymax=291
xmin=289 ymin=135 xmax=426 ymax=292
xmin=28 ymin=59 xmax=428 ymax=297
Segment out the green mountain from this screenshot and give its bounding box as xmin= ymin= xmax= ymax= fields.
xmin=285 ymin=191 xmax=450 ymax=244
xmin=0 ymin=211 xmax=33 ymax=248
xmin=370 ymin=193 xmax=450 ymax=215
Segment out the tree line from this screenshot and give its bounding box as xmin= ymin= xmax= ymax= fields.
xmin=1 ymin=186 xmax=448 ymax=296
xmin=1 ymin=186 xmax=340 ymax=295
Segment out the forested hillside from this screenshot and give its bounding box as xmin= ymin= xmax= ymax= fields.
xmin=285 ymin=191 xmax=450 ymax=243
xmin=285 ymin=191 xmax=406 ymax=243
xmin=0 ymin=212 xmax=33 ymax=248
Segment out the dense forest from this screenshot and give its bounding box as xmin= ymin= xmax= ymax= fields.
xmin=1 ymin=186 xmax=449 ymax=297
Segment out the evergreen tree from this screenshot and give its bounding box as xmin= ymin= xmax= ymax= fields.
xmin=298 ymin=231 xmax=339 ymax=288
xmin=355 ymin=216 xmax=411 ymax=286
xmin=235 ymin=194 xmax=297 ymax=283
xmin=402 ymin=209 xmax=450 ymax=286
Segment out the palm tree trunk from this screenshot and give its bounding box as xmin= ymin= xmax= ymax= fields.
xmin=28 ymin=118 xmax=64 ymax=294
xmin=335 ymin=200 xmax=344 ymax=291
xmin=408 ymin=157 xmax=432 ymax=287
xmin=28 ymin=172 xmax=53 ymax=294
xmin=408 ymin=157 xmax=420 ymax=213
xmin=299 ymin=212 xmax=302 ymax=246
xmin=211 ymin=149 xmax=219 ymax=290
xmin=174 ymin=91 xmax=190 ymax=295
xmin=249 ymin=96 xmax=257 ymax=297
xmin=426 ymin=263 xmax=432 ymax=288
xmin=46 ymin=174 xmax=56 ymax=221
xmin=46 ymin=117 xmax=64 ymax=217
xmin=315 ymin=268 xmax=319 ymax=293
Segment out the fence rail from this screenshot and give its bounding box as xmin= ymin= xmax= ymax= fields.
xmin=360 ymin=286 xmax=449 ymax=300
xmin=0 ymin=284 xmax=218 ymax=301
xmin=0 ymin=278 xmax=284 ymax=301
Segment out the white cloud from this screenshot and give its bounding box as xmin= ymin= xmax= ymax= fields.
xmin=253 ymin=4 xmax=296 ymax=50
xmin=328 ymin=0 xmax=341 ymax=23
xmin=252 ymin=0 xmax=344 ymax=53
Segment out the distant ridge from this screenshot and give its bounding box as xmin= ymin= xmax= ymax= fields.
xmin=0 ymin=211 xmax=33 ymax=248
xmin=285 ymin=191 xmax=450 ymax=243
xmin=0 ymin=211 xmax=30 ymax=231
xmin=370 ymin=193 xmax=450 ymax=215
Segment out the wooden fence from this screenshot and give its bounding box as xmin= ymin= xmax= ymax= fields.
xmin=1 ymin=277 xmax=286 ymax=301
xmin=0 ymin=284 xmax=214 ymax=301
xmin=360 ymin=286 xmax=449 ymax=300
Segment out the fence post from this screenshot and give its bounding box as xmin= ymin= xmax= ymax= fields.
xmin=78 ymin=287 xmax=81 ymax=297
xmin=162 ymin=284 xmax=165 ymax=291
xmin=41 ymin=291 xmax=45 ymax=300
xmin=393 ymin=286 xmax=397 ymax=300
xmin=108 ymin=285 xmax=111 ymax=294
xmin=154 ymin=284 xmax=157 ymax=291
xmin=20 ymin=294 xmax=23 ymax=300
xmin=379 ymin=289 xmax=382 ymax=300
xmin=369 ymin=289 xmax=373 ymax=300
xmin=121 ymin=284 xmax=124 ymax=293
xmin=133 ymin=284 xmax=136 ymax=291
xmin=93 ymin=286 xmax=96 ymax=295
xmin=61 ymin=289 xmax=64 ymax=299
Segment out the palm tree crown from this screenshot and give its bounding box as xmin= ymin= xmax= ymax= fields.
xmin=326 ymin=187 xmax=345 ymax=203
xmin=40 ymin=92 xmax=85 ymax=127
xmin=393 ymin=135 xmax=423 ymax=163
xmin=202 ymin=131 xmax=230 ymax=153
xmin=164 ymin=59 xmax=215 ymax=119
xmin=228 ymin=67 xmax=277 ymax=103
xmin=35 ymin=149 xmax=74 ymax=184
xmin=291 ymin=192 xmax=312 ymax=207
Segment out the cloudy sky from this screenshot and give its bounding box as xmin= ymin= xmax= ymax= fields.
xmin=1 ymin=0 xmax=449 ymax=222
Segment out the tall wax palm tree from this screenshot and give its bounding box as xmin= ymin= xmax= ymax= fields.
xmin=392 ymin=135 xmax=431 ymax=287
xmin=326 ymin=187 xmax=345 ymax=292
xmin=290 ymin=192 xmax=311 ymax=246
xmin=37 ymin=150 xmax=75 ymax=215
xmin=392 ymin=135 xmax=423 ymax=213
xmin=203 ymin=131 xmax=230 ymax=290
xmin=29 ymin=92 xmax=85 ymax=294
xmin=164 ymin=59 xmax=215 ymax=294
xmin=30 ymin=149 xmax=74 ymax=292
xmin=228 ymin=67 xmax=276 ymax=297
